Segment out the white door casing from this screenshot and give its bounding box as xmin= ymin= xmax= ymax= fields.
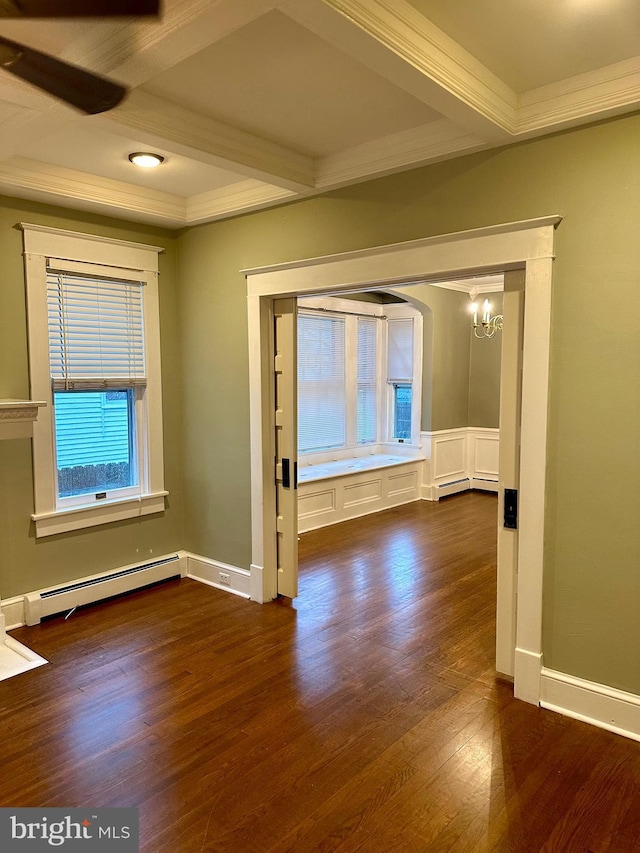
xmin=245 ymin=216 xmax=560 ymax=705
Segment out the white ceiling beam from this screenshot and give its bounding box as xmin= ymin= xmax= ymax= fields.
xmin=283 ymin=0 xmax=516 ymax=142
xmin=0 ymin=157 xmax=186 ymax=227
xmin=186 ymin=181 xmax=296 ymax=224
xmin=517 ymin=56 xmax=640 ymax=136
xmin=98 ymin=90 xmax=314 ymax=192
xmin=315 ymin=118 xmax=488 ymax=189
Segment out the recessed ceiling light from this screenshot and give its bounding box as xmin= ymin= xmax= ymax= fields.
xmin=128 ymin=152 xmax=164 ymax=168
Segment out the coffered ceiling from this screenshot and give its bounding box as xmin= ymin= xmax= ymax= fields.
xmin=1 ymin=0 xmax=638 ymax=228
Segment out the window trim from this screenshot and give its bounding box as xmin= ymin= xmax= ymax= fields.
xmin=22 ymin=223 xmax=166 ymax=537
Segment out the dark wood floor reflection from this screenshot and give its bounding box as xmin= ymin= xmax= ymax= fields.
xmin=2 ymin=492 xmax=639 ymax=851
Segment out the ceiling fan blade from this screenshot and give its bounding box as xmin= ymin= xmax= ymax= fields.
xmin=0 ymin=0 xmax=159 ymax=17
xmin=0 ymin=36 xmax=126 ymax=113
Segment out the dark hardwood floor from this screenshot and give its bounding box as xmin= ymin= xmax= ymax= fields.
xmin=2 ymin=492 xmax=639 ymax=851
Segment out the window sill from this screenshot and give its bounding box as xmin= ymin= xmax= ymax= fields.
xmin=31 ymin=491 xmax=168 ymax=538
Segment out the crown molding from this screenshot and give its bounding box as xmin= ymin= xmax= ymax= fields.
xmin=186 ymin=180 xmax=297 ymax=223
xmin=517 ymin=56 xmax=640 ymax=135
xmin=423 ymin=275 xmax=504 ymax=295
xmin=284 ymin=0 xmax=516 ymax=140
xmin=0 ymin=158 xmax=186 ymax=227
xmin=315 ymin=118 xmax=487 ymax=189
xmin=102 ymin=91 xmax=314 ymax=193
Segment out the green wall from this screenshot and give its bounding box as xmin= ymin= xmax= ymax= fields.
xmin=0 ymin=112 xmax=637 ymax=698
xmin=468 ymin=292 xmax=503 ymax=428
xmin=394 ymin=284 xmax=471 ymax=431
xmin=0 ymin=197 xmax=183 ymax=598
xmin=177 ymin=113 xmax=640 ymax=694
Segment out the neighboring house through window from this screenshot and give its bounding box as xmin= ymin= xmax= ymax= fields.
xmin=22 ymin=224 xmax=166 ymax=537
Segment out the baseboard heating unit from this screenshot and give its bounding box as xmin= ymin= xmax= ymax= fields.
xmin=24 ymin=554 xmax=183 ymax=625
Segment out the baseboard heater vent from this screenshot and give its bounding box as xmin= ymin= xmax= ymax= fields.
xmin=24 ymin=554 xmax=182 ymax=626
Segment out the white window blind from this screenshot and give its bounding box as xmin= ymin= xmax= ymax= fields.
xmin=387 ymin=318 xmax=414 ymax=382
xmin=46 ymin=271 xmax=145 ymax=390
xmin=357 ymin=317 xmax=378 ymax=444
xmin=298 ymin=313 xmax=346 ymax=452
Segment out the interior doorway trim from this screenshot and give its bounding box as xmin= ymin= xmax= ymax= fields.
xmin=244 ymin=215 xmax=561 ymax=706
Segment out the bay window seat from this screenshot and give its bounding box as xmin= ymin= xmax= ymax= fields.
xmin=298 ymin=451 xmax=424 ymax=532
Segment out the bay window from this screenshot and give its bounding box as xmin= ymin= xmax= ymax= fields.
xmin=297 ymin=296 xmax=421 ymax=458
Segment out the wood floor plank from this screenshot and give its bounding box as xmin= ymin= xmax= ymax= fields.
xmin=1 ymin=493 xmax=638 ymax=852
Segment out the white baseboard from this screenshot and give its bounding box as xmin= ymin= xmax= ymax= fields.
xmin=514 ymin=646 xmax=543 ymax=705
xmin=437 ymin=479 xmax=471 ymax=498
xmin=186 ymin=553 xmax=251 ymax=600
xmin=541 ymin=668 xmax=640 ymax=743
xmin=2 ymin=596 xmax=28 ymax=631
xmin=3 ymin=552 xmax=187 ymax=628
xmin=470 ymin=478 xmax=499 ymax=493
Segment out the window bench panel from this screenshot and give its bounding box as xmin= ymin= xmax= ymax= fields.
xmin=298 ymin=454 xmax=424 ymax=532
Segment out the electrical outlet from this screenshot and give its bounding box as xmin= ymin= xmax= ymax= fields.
xmin=218 ymin=572 xmax=231 ymax=585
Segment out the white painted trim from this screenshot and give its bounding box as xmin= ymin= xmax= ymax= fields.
xmin=0 ymin=399 xmax=46 ymax=441
xmin=20 ymin=222 xmax=164 ymax=268
xmin=2 ymin=596 xmax=27 ymax=632
xmin=420 ymin=427 xmax=499 ymax=499
xmin=1 ymin=159 xmax=186 ymax=229
xmin=243 ymin=216 xmax=560 ymax=281
xmin=470 ymin=478 xmax=499 ymax=493
xmin=517 ymin=56 xmax=640 ymax=135
xmin=298 ymin=458 xmax=423 ymax=532
xmin=314 ymin=119 xmax=487 ymax=189
xmin=22 ymin=225 xmax=167 ymax=537
xmin=422 ymin=274 xmax=503 ymax=295
xmin=541 ymin=668 xmax=640 ymax=743
xmin=16 ymin=552 xmax=185 ymax=626
xmin=0 ymin=636 xmax=47 ymax=682
xmin=105 ymin=90 xmax=314 ymax=193
xmin=246 ymin=217 xmax=559 ymax=706
xmin=514 ymin=647 xmax=543 ymax=704
xmin=187 ymin=181 xmax=295 ymax=224
xmin=185 ymin=553 xmax=252 ymax=600
xmin=31 ymin=492 xmax=169 ymax=538
xmin=284 ymin=0 xmax=516 ymax=139
xmin=250 ymin=564 xmax=267 ymax=604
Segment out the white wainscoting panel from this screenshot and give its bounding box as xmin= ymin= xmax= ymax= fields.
xmin=541 ymin=668 xmax=640 ymax=743
xmin=433 ymin=430 xmax=467 ymax=483
xmin=298 ymin=458 xmax=423 ymax=532
xmin=421 ymin=427 xmax=500 ymax=500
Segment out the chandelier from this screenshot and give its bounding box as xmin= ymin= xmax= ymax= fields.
xmin=470 ymin=298 xmax=503 ymax=339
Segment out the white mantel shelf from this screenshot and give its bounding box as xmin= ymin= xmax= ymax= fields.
xmin=0 ymin=399 xmax=46 ymax=440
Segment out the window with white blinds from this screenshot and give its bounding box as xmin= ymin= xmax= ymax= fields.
xmin=46 ymin=272 xmax=146 ymax=390
xmin=296 ymin=300 xmax=418 ymax=456
xmin=387 ymin=318 xmax=414 ymax=443
xmin=357 ymin=317 xmax=378 ymax=444
xmin=387 ymin=318 xmax=414 ymax=382
xmin=23 ymin=224 xmax=165 ymax=536
xmin=298 ymin=313 xmax=346 ymax=452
